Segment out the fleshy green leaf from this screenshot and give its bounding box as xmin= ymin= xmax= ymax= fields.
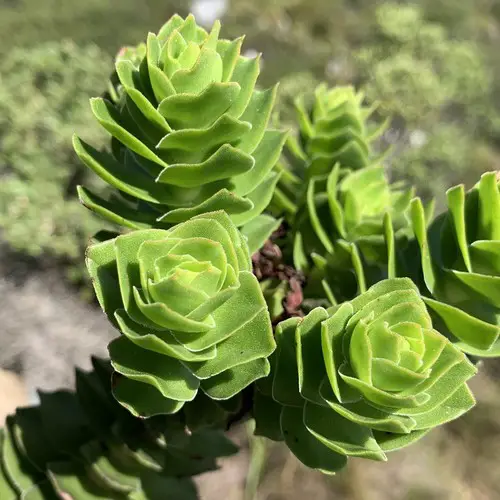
xmin=304 ymin=403 xmax=386 ymax=461
xmin=280 ymin=407 xmax=347 ymax=474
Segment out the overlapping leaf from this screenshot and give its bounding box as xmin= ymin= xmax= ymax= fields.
xmin=0 ymin=357 xmax=238 ymax=499
xmin=296 ymin=164 xmax=412 ymax=258
xmin=74 ymin=14 xmax=287 ymax=253
xmin=254 ymin=278 xmax=476 ymax=474
xmin=270 ymin=85 xmax=392 ymax=217
xmin=86 ymin=211 xmax=275 ymax=417
xmin=410 ymin=172 xmax=500 ymax=357
xmin=268 ymin=85 xmax=412 ymax=307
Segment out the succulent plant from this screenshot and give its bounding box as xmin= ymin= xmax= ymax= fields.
xmin=410 ymin=171 xmax=500 ymax=357
xmin=293 ymin=164 xmax=413 ymax=270
xmin=74 ymin=13 xmax=287 ymax=252
xmin=2 ymin=10 xmax=495 ymax=488
xmin=0 ymin=357 xmax=237 ymax=499
xmin=86 ymin=211 xmax=275 ymax=417
xmin=270 ymin=85 xmax=412 ymax=305
xmin=271 ymin=84 xmax=389 ymax=217
xmin=254 ymin=278 xmax=476 ymax=473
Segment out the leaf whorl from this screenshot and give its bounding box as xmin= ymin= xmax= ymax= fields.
xmin=0 ymin=357 xmax=238 ymax=499
xmin=410 ymin=172 xmax=500 ymax=357
xmin=86 ymin=211 xmax=276 ymax=418
xmin=255 ymin=279 xmax=476 ymax=474
xmin=74 ymin=14 xmax=286 ymax=242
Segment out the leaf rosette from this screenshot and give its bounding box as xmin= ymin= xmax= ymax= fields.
xmin=86 ymin=211 xmax=275 ymax=418
xmin=74 ymin=14 xmax=286 ymax=250
xmin=288 ymin=85 xmax=411 ymax=267
xmin=0 ymin=358 xmax=238 ymax=499
xmin=269 ymin=84 xmax=411 ymax=306
xmin=272 ymin=85 xmax=389 ymax=216
xmin=254 ymin=278 xmax=476 ymax=473
xmin=411 ymin=171 xmax=500 ymax=356
xmin=292 ymin=162 xmax=413 ymax=307
xmin=293 ymin=164 xmax=413 ymax=272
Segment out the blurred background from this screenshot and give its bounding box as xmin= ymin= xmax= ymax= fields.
xmin=1 ymin=0 xmax=500 ymax=498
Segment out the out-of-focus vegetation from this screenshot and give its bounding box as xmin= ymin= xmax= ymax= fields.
xmin=0 ymin=42 xmax=112 ymax=287
xmin=357 ymin=3 xmax=499 ymax=199
xmin=0 ymin=0 xmax=188 ymax=55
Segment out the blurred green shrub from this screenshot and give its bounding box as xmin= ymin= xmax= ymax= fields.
xmin=0 ymin=41 xmax=112 ymax=286
xmin=356 ymin=3 xmax=497 ymax=200
xmin=0 ymin=0 xmax=188 ymax=56
xmin=222 ymin=0 xmax=363 ymax=86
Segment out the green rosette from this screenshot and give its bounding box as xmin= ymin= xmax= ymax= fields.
xmin=0 ymin=358 xmax=237 ymax=499
xmin=254 ymin=278 xmax=476 ymax=474
xmin=293 ymin=164 xmax=413 ymax=272
xmin=292 ymin=164 xmax=413 ymax=306
xmin=86 ymin=211 xmax=275 ymax=417
xmin=74 ymin=14 xmax=287 ymax=253
xmin=410 ymin=171 xmax=500 ymax=357
xmin=287 ymin=85 xmax=411 ymax=267
xmin=271 ymin=84 xmax=390 ymax=217
xmin=269 ymin=84 xmax=412 ymax=305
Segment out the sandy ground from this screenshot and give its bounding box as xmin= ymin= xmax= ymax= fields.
xmin=0 ymin=369 xmax=27 ymax=425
